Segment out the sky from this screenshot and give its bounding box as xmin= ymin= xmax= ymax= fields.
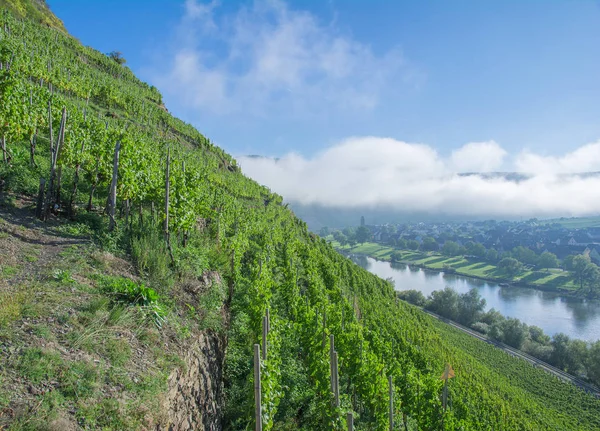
xmin=49 ymin=0 xmax=600 ymax=217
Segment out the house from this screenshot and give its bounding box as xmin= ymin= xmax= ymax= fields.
xmin=372 ymin=230 xmax=382 ymax=242
xmin=589 ymin=247 xmax=600 ymax=265
xmin=573 ymin=234 xmax=592 ymax=246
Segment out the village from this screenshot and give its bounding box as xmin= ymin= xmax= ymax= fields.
xmin=326 ymin=217 xmax=600 ymax=268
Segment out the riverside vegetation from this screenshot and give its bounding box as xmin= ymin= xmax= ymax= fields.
xmin=398 ymin=286 xmax=600 ymax=388
xmin=331 ymin=237 xmax=599 ymax=296
xmin=1 ymin=2 xmax=600 ymax=430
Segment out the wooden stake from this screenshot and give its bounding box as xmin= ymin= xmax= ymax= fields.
xmin=329 ymin=334 xmax=335 ymax=390
xmin=266 ymin=308 xmax=270 ymax=332
xmin=333 ymin=351 xmax=340 ymax=408
xmin=164 ymin=146 xmax=170 ymax=238
xmin=107 ymin=141 xmax=121 ymax=230
xmin=44 ymin=107 xmax=66 ymax=219
xmin=322 ymin=309 xmax=327 ymax=350
xmin=29 ymin=128 xmax=37 ymax=167
xmin=262 ymin=315 xmax=268 ymax=360
xmin=1 ymin=134 xmax=6 ymax=164
xmin=389 ymin=375 xmax=394 ymax=431
xmin=35 ymin=178 xmax=45 ymax=219
xmin=164 ymin=147 xmax=175 ymax=264
xmin=87 ymin=157 xmax=99 ymax=212
xmin=69 ymin=138 xmax=85 ymax=217
xmin=254 ymin=344 xmax=262 ymax=431
xmin=347 ymin=412 xmax=353 ymax=431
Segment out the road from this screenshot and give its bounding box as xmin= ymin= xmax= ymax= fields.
xmin=421 ymin=308 xmax=600 ymax=398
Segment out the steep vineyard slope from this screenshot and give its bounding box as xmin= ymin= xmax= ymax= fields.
xmin=1 ymin=5 xmax=600 ymax=431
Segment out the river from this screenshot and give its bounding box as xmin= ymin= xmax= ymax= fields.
xmin=354 ymin=255 xmax=600 ymax=342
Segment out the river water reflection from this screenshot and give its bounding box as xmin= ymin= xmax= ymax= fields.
xmin=354 ymin=255 xmax=600 ymax=342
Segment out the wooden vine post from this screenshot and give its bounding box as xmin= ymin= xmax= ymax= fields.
xmin=330 ymin=334 xmax=339 ymax=408
xmin=44 ymin=107 xmax=66 ymax=219
xmin=254 ymin=344 xmax=262 ymax=431
xmin=389 ymin=375 xmax=394 ymax=431
xmin=35 ymin=178 xmax=45 ymax=219
xmin=69 ymin=138 xmax=86 ymax=217
xmin=322 ymin=309 xmax=327 ymax=349
xmin=181 ymin=159 xmax=188 ymax=246
xmin=1 ymin=134 xmax=6 ymax=163
xmin=347 ymin=412 xmax=353 ymax=431
xmin=163 ymin=146 xmax=175 ymax=263
xmin=164 ymin=146 xmax=170 ymax=239
xmin=107 ymin=140 xmax=121 ymax=230
xmin=262 ymin=309 xmax=270 ymax=360
xmin=440 ymin=364 xmax=455 ymax=430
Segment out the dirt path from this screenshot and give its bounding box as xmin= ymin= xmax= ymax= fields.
xmin=0 ymin=198 xmax=90 ymax=288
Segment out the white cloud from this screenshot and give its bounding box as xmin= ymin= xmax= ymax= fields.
xmin=515 ymin=141 xmax=600 ymax=174
xmin=238 ymin=138 xmax=600 ymax=217
xmin=450 ymin=141 xmax=507 ymax=172
xmin=152 ymin=0 xmax=410 ymax=116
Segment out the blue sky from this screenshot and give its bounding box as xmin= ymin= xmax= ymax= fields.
xmin=48 ymin=1 xmax=600 ymax=216
xmin=50 ymin=0 xmax=600 ymax=158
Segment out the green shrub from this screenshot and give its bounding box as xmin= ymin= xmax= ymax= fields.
xmin=99 ymin=277 xmax=167 ymax=328
xmin=131 ymin=228 xmax=173 ymax=291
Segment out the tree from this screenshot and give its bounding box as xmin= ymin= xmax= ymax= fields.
xmin=407 ymin=240 xmax=419 ymax=251
xmin=355 ymin=225 xmax=370 ymax=244
xmin=498 ymin=257 xmax=522 ymax=277
xmin=398 ymin=289 xmax=426 ymax=306
xmin=108 ymin=50 xmax=127 ymax=65
xmin=501 ymin=318 xmax=528 ymax=349
xmin=583 ymin=264 xmax=600 ymax=296
xmin=442 ymin=240 xmax=460 ymax=256
xmin=390 ymin=251 xmax=403 ymax=262
xmin=563 ymin=254 xmax=577 ymax=271
xmin=511 ymin=246 xmax=538 ymax=266
xmin=551 ymin=333 xmax=575 ymax=371
xmin=528 ymin=325 xmax=550 ymax=345
xmin=587 ymin=341 xmax=600 ymax=386
xmin=486 ymin=248 xmax=498 ymax=262
xmin=318 ymin=226 xmax=329 ymax=237
xmin=333 ymin=231 xmax=347 ymax=246
xmin=538 ymin=252 xmax=559 ymax=271
xmin=572 ymin=255 xmax=592 ymax=290
xmin=396 ymin=238 xmax=407 ymax=249
xmin=471 ymin=242 xmax=487 ymax=258
xmin=420 ymin=236 xmax=438 ymax=252
xmin=426 ymin=287 xmax=460 ymax=321
xmin=457 ymin=288 xmax=486 ymax=326
xmin=465 ymin=241 xmax=486 ymax=258
xmin=480 ymin=308 xmax=504 ymax=326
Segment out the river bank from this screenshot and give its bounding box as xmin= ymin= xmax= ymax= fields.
xmin=352 ymin=255 xmax=600 ymax=342
xmin=331 ymin=240 xmax=588 ymax=298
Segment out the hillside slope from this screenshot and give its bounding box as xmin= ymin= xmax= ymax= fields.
xmin=0 ymin=0 xmax=64 ymax=31
xmin=1 ymin=4 xmax=600 ymax=431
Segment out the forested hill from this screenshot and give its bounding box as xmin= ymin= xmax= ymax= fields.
xmin=1 ymin=4 xmax=600 ymax=430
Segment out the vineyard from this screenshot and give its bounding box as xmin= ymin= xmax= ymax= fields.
xmin=1 ymin=5 xmax=600 ymax=430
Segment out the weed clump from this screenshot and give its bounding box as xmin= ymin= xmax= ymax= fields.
xmin=99 ymin=276 xmax=167 ymax=328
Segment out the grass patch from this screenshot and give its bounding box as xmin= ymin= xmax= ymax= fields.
xmin=0 ymin=265 xmax=19 ymax=278
xmin=105 ymin=338 xmax=132 ymax=366
xmin=17 ymin=348 xmax=63 ymax=384
xmin=0 ymin=290 xmax=26 ymax=327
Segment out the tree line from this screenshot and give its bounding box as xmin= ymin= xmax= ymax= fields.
xmin=398 ymin=287 xmax=600 ymax=387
